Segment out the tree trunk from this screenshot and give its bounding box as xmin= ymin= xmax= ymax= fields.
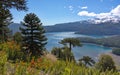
xmin=69 ymin=42 xmax=72 ymax=52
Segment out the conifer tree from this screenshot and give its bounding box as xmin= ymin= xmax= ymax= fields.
xmin=60 ymin=38 xmax=82 ymax=51
xmin=20 ymin=13 xmax=47 ymax=56
xmin=0 ymin=0 xmax=27 ymax=42
xmin=0 ymin=0 xmax=27 ymax=11
xmin=0 ymin=8 xmax=12 ymax=42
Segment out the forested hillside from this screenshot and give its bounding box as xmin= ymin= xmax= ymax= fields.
xmin=79 ymin=35 xmax=120 ymax=48
xmin=10 ymin=20 xmax=120 ymax=35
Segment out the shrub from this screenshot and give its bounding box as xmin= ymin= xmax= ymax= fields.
xmin=13 ymin=32 xmax=22 ymax=44
xmin=95 ymin=54 xmax=116 ymax=72
xmin=79 ymin=56 xmax=95 ymax=67
xmin=0 ymin=41 xmax=24 ymax=61
xmin=0 ymin=51 xmax=7 ymax=74
xmin=51 ymin=47 xmax=63 ymax=58
xmin=0 ymin=55 xmax=119 ymax=75
xmin=51 ymin=47 xmax=75 ymax=61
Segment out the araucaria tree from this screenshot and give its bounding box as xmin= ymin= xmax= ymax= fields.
xmin=60 ymin=38 xmax=82 ymax=51
xmin=0 ymin=8 xmax=12 ymax=42
xmin=0 ymin=0 xmax=27 ymax=42
xmin=20 ymin=13 xmax=47 ymax=56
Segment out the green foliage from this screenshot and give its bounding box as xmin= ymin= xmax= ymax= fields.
xmin=79 ymin=35 xmax=120 ymax=48
xmin=0 ymin=41 xmax=24 ymax=61
xmin=51 ymin=47 xmax=75 ymax=61
xmin=95 ymin=54 xmax=116 ymax=72
xmin=79 ymin=56 xmax=95 ymax=67
xmin=0 ymin=52 xmax=119 ymax=75
xmin=20 ymin=13 xmax=47 ymax=57
xmin=60 ymin=38 xmax=82 ymax=51
xmin=62 ymin=47 xmax=75 ymax=61
xmin=0 ymin=0 xmax=28 ymax=11
xmin=0 ymin=8 xmax=12 ymax=42
xmin=112 ymin=48 xmax=120 ymax=56
xmin=51 ymin=47 xmax=63 ymax=58
xmin=0 ymin=0 xmax=27 ymax=42
xmin=0 ymin=51 xmax=7 ymax=75
xmin=13 ymin=32 xmax=22 ymax=44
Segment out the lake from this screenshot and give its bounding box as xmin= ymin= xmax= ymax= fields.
xmin=45 ymin=32 xmax=111 ymax=60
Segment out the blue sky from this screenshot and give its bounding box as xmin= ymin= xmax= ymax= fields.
xmin=10 ymin=0 xmax=120 ymax=25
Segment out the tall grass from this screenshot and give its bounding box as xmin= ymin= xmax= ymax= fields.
xmin=0 ymin=41 xmax=119 ymax=75
xmin=0 ymin=53 xmax=119 ymax=75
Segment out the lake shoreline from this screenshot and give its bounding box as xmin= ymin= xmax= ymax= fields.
xmin=46 ymin=32 xmax=113 ymax=61
xmin=82 ymin=42 xmax=113 ymax=49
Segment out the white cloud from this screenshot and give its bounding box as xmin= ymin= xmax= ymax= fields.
xmin=81 ymin=6 xmax=88 ymax=9
xmin=111 ymin=5 xmax=120 ymax=16
xmin=77 ymin=5 xmax=120 ymax=23
xmin=77 ymin=11 xmax=96 ymax=17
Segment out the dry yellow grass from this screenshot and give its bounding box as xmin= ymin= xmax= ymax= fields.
xmin=44 ymin=53 xmax=57 ymax=62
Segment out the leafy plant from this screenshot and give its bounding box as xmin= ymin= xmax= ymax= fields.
xmin=95 ymin=54 xmax=116 ymax=72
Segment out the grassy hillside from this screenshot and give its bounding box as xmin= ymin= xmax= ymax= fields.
xmin=0 ymin=51 xmax=119 ymax=75
xmin=0 ymin=41 xmax=119 ymax=75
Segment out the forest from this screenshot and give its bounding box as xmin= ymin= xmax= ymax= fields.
xmin=79 ymin=35 xmax=120 ymax=48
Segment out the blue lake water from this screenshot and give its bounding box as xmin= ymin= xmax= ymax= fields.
xmin=45 ymin=32 xmax=111 ymax=60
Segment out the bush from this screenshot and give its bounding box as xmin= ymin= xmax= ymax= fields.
xmin=51 ymin=47 xmax=75 ymax=61
xmin=13 ymin=32 xmax=22 ymax=44
xmin=95 ymin=54 xmax=116 ymax=72
xmin=51 ymin=47 xmax=63 ymax=58
xmin=0 ymin=51 xmax=7 ymax=74
xmin=0 ymin=41 xmax=25 ymax=61
xmin=112 ymin=48 xmax=120 ymax=55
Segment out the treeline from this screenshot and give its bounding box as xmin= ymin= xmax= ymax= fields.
xmin=79 ymin=35 xmax=120 ymax=48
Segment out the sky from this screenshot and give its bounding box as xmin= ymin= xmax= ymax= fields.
xmin=10 ymin=0 xmax=120 ymax=26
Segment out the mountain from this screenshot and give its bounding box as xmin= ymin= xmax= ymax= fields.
xmin=9 ymin=20 xmax=120 ymax=35
xmin=44 ymin=20 xmax=120 ymax=35
xmin=9 ymin=23 xmax=22 ymax=34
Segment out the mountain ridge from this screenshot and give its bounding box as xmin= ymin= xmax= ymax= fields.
xmin=9 ymin=20 xmax=120 ymax=35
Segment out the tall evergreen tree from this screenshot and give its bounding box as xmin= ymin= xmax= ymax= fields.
xmin=0 ymin=0 xmax=27 ymax=42
xmin=20 ymin=13 xmax=47 ymax=56
xmin=0 ymin=8 xmax=12 ymax=42
xmin=0 ymin=0 xmax=28 ymax=11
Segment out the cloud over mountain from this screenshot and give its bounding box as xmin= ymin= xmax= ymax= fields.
xmin=78 ymin=5 xmax=120 ymax=23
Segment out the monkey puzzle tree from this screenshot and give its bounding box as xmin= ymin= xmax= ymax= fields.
xmin=20 ymin=13 xmax=47 ymax=56
xmin=59 ymin=38 xmax=82 ymax=51
xmin=0 ymin=8 xmax=12 ymax=42
xmin=79 ymin=56 xmax=95 ymax=67
xmin=0 ymin=0 xmax=28 ymax=11
xmin=0 ymin=0 xmax=27 ymax=42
